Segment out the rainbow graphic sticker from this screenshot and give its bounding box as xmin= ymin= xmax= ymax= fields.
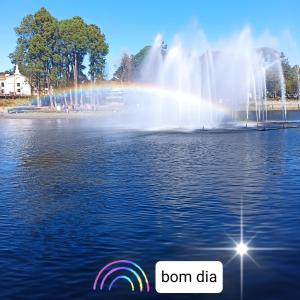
xmin=93 ymin=260 xmax=150 ymax=292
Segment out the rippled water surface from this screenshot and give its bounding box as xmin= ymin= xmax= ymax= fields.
xmin=0 ymin=118 xmax=300 ymax=300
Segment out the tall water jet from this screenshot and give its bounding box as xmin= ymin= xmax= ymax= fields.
xmin=118 ymin=27 xmax=286 ymax=130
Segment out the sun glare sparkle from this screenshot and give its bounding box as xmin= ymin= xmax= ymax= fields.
xmin=236 ymin=242 xmax=248 ymax=256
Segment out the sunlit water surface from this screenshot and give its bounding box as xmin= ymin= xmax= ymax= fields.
xmin=0 ymin=117 xmax=300 ymax=300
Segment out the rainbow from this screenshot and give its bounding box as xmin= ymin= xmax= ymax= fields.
xmin=93 ymin=260 xmax=150 ymax=292
xmin=35 ymin=81 xmax=231 ymax=115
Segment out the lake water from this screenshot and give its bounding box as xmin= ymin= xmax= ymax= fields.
xmin=0 ymin=117 xmax=300 ymax=300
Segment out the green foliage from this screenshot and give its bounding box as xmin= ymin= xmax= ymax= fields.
xmin=87 ymin=24 xmax=109 ymax=81
xmin=113 ymin=53 xmax=132 ymax=81
xmin=130 ymin=46 xmax=151 ymax=79
xmin=9 ymin=8 xmax=58 ymax=90
xmin=113 ymin=46 xmax=151 ymax=81
xmin=113 ymin=42 xmax=168 ymax=81
xmin=10 ymin=7 xmax=109 ymax=93
xmin=281 ymin=53 xmax=299 ymax=97
xmin=266 ymin=52 xmax=299 ymax=98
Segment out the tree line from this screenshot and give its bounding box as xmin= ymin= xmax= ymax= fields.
xmin=10 ymin=8 xmax=108 ymax=105
xmin=115 ymin=46 xmax=300 ymax=100
xmin=10 ymin=8 xmax=300 ymax=103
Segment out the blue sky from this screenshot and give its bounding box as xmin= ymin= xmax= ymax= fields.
xmin=1 ymin=0 xmax=300 ymax=77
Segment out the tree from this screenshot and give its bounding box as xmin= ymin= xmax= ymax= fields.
xmin=130 ymin=46 xmax=151 ymax=79
xmin=264 ymin=51 xmax=299 ymax=99
xmin=281 ymin=53 xmax=298 ymax=97
xmin=113 ymin=53 xmax=132 ymax=81
xmin=266 ymin=64 xmax=282 ymax=99
xmin=87 ymin=24 xmax=109 ymax=82
xmin=113 ymin=46 xmax=151 ymax=81
xmin=59 ymin=17 xmax=89 ymax=99
xmin=10 ymin=8 xmax=109 ymax=106
xmin=9 ymin=8 xmax=59 ymax=100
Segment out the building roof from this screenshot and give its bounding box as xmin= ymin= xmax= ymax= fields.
xmin=0 ymin=73 xmax=6 ymax=80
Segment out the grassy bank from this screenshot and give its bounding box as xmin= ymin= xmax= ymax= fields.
xmin=0 ymin=98 xmax=31 ymax=108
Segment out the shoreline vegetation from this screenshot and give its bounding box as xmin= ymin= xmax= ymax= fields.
xmin=0 ymin=98 xmax=31 ymax=108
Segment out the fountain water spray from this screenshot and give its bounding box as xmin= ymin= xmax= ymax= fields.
xmin=34 ymin=26 xmax=286 ymax=130
xmin=120 ymin=27 xmax=286 ymax=129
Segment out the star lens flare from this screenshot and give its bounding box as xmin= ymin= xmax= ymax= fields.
xmin=235 ymin=242 xmax=248 ymax=256
xmin=199 ymin=197 xmax=289 ymax=300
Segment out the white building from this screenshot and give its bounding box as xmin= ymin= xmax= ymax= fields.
xmin=0 ymin=65 xmax=31 ymax=97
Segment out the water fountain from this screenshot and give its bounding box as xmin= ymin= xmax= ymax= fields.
xmin=28 ymin=27 xmax=287 ymax=130
xmin=119 ymin=27 xmax=286 ymax=130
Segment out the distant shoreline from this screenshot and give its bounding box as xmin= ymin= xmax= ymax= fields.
xmin=0 ymin=100 xmax=300 ymax=119
xmin=262 ymin=100 xmax=300 ymax=111
xmin=0 ymin=110 xmax=114 ymax=119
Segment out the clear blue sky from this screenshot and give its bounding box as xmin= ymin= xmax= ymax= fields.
xmin=1 ymin=0 xmax=300 ymax=77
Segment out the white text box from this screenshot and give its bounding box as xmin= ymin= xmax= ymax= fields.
xmin=155 ymin=261 xmax=223 ymax=293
